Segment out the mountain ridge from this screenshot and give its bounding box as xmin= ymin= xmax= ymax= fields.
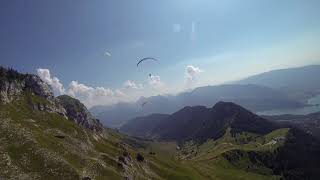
xmin=94 ymin=84 xmax=302 ymax=128
xmin=121 ymin=101 xmax=279 ymax=142
xmin=236 ymin=64 xmax=320 ymax=101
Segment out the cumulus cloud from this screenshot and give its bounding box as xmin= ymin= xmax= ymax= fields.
xmin=84 ymin=83 xmax=142 ymax=107
xmin=185 ymin=65 xmax=203 ymax=88
xmin=186 ymin=65 xmax=203 ymax=77
xmin=148 ymin=75 xmax=167 ymax=93
xmin=123 ymin=80 xmax=141 ymax=89
xmin=37 ymin=68 xmax=65 ymax=95
xmin=94 ymin=87 xmax=114 ymax=97
xmin=67 ymin=81 xmax=93 ymax=98
xmin=66 ymin=81 xmax=117 ymax=107
xmin=149 ymin=75 xmax=162 ymax=86
xmin=37 ymin=68 xmax=122 ymax=107
xmin=36 ymin=68 xmax=168 ymax=108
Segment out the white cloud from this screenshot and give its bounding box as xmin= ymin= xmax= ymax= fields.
xmin=123 ymin=80 xmax=141 ymax=89
xmin=36 ymin=68 xmax=125 ymax=107
xmin=94 ymin=87 xmax=114 ymax=97
xmin=186 ymin=65 xmax=203 ymax=77
xmin=115 ymin=89 xmax=126 ymax=97
xmin=67 ymin=81 xmax=92 ymax=98
xmin=37 ymin=68 xmax=65 ymax=95
xmin=185 ymin=65 xmax=203 ymax=88
xmin=148 ymin=74 xmax=168 ymax=93
xmin=66 ymin=81 xmax=118 ymax=107
xmin=149 ymin=75 xmax=162 ymax=86
xmin=36 ymin=68 xmax=170 ymax=108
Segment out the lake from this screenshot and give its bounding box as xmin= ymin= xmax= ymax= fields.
xmin=257 ymin=94 xmax=320 ymax=116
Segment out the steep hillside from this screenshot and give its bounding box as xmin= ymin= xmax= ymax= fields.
xmin=263 ymin=111 xmax=320 ymax=139
xmin=0 ymin=67 xmax=204 ymax=179
xmin=57 ymin=95 xmax=103 ymax=132
xmin=184 ymin=127 xmax=320 ymax=180
xmin=93 ymin=84 xmax=302 ymax=128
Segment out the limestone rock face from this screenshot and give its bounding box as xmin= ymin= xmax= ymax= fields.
xmin=0 ymin=67 xmax=52 ymax=102
xmin=24 ymin=75 xmax=54 ymax=100
xmin=0 ymin=67 xmax=104 ymax=131
xmin=57 ymin=95 xmax=103 ymax=132
xmin=0 ymin=67 xmax=67 ymax=117
xmin=0 ymin=80 xmax=24 ymax=104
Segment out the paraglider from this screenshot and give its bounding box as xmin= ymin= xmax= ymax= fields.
xmin=137 ymin=57 xmax=158 ymax=67
xmin=104 ymin=51 xmax=111 ymax=57
xmin=141 ymin=101 xmax=148 ymax=107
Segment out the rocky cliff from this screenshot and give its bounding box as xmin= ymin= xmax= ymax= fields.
xmin=0 ymin=67 xmax=66 ymax=116
xmin=0 ymin=66 xmax=103 ymax=132
xmin=57 ymin=95 xmax=103 ymax=132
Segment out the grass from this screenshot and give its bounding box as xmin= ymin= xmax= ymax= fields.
xmin=0 ymin=91 xmax=292 ymax=180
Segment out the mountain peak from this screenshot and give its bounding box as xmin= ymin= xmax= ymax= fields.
xmin=212 ymin=101 xmax=244 ymax=111
xmin=122 ymin=101 xmax=278 ymax=142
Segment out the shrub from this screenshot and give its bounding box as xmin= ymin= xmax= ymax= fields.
xmin=136 ymin=153 xmax=144 ymax=162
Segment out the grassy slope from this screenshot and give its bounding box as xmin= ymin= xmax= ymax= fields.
xmin=0 ymin=92 xmax=213 ymax=180
xmin=0 ymin=92 xmax=309 ymax=180
xmin=187 ymin=129 xmax=288 ymax=180
xmin=137 ymin=128 xmax=289 ymax=180
xmin=0 ymin=93 xmax=159 ymax=179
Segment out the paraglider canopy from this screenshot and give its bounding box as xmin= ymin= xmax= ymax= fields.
xmin=104 ymin=51 xmax=111 ymax=57
xmin=141 ymin=101 xmax=148 ymax=107
xmin=137 ymin=57 xmax=158 ymax=67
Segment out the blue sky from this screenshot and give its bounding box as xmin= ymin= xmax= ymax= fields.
xmin=1 ymin=0 xmax=320 ymax=107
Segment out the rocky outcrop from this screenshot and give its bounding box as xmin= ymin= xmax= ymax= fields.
xmin=24 ymin=74 xmax=54 ymax=100
xmin=0 ymin=67 xmax=103 ymax=131
xmin=0 ymin=67 xmax=66 ymax=116
xmin=57 ymin=95 xmax=103 ymax=132
xmin=0 ymin=79 xmax=24 ymax=104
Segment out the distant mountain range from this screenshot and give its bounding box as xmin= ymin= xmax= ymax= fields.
xmin=95 ymin=84 xmax=302 ymax=128
xmin=236 ymin=65 xmax=320 ymax=101
xmin=91 ymin=65 xmax=320 ymax=128
xmin=121 ymin=101 xmax=279 ymax=142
